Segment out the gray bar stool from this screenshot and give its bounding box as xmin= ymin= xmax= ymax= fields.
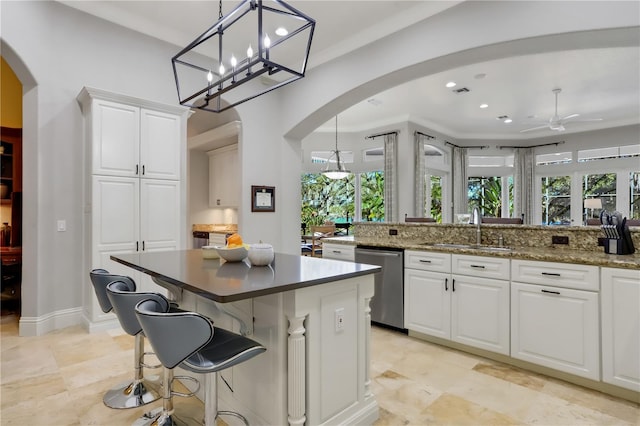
xmin=134 ymin=295 xmax=266 ymax=426
xmin=89 ymin=269 xmax=161 ymax=409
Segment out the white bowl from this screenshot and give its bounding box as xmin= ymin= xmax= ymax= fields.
xmin=215 ymin=245 xmax=248 ymax=262
xmin=248 ymin=243 xmax=274 ymax=266
xmin=201 ymin=245 xmax=220 ymax=259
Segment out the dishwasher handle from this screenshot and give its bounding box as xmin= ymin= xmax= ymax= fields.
xmin=355 ymin=249 xmax=402 ymax=258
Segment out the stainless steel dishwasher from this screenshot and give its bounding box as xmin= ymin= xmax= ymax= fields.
xmin=354 ymin=246 xmax=405 ymax=330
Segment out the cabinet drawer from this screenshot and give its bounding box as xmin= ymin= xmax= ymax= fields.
xmin=511 ymin=260 xmax=599 ymax=291
xmin=452 ymin=254 xmax=509 ymax=280
xmin=405 ymin=250 xmax=450 ymax=273
xmin=323 ymin=243 xmax=355 ymax=262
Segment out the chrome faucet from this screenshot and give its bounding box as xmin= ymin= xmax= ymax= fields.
xmin=472 ymin=206 xmax=482 ymax=245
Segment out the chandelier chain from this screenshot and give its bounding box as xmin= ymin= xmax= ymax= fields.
xmin=219 ymin=0 xmax=223 ymax=19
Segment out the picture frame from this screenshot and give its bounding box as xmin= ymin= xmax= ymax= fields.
xmin=251 ymin=185 xmax=275 ymax=212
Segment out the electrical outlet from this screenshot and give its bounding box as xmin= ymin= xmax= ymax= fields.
xmin=597 ymin=237 xmax=606 ymax=247
xmin=552 ymin=235 xmax=569 ymax=245
xmin=334 ymin=308 xmax=345 ymax=332
xmin=389 ymin=229 xmax=398 ymax=236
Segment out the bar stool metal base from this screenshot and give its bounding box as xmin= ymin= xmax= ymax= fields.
xmin=103 ymin=378 xmax=161 ymax=409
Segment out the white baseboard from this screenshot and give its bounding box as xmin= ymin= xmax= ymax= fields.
xmin=19 ymin=307 xmax=84 ymax=336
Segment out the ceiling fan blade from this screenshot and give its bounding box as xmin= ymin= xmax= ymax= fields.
xmin=519 ymin=124 xmax=550 ymax=133
xmin=568 ymin=118 xmax=603 ymax=122
xmin=561 ymin=113 xmax=580 ymax=121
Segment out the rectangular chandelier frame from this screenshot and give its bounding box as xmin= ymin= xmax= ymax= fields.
xmin=172 ymin=0 xmax=315 ymax=113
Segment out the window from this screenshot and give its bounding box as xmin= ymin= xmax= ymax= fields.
xmin=536 ymin=152 xmax=572 ymax=165
xmin=541 ymin=176 xmax=571 ymax=225
xmin=582 ymin=173 xmax=616 ymax=213
xmin=631 ymin=172 xmax=640 ymax=219
xmin=360 ymin=171 xmax=384 ymax=222
xmin=301 ymin=173 xmax=354 ymax=230
xmin=578 ymin=144 xmax=640 ymax=162
xmin=427 ymin=175 xmax=442 ymax=222
xmin=468 ymin=176 xmax=512 ymax=217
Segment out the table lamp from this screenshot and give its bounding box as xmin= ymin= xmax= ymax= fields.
xmin=584 ymin=198 xmax=602 ymax=223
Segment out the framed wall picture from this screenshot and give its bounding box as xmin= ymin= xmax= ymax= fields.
xmin=251 ymin=185 xmax=275 ymax=212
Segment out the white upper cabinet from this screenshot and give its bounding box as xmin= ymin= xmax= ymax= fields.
xmin=92 ymin=100 xmax=140 ymax=177
xmin=140 ymin=109 xmax=181 ymax=180
xmin=208 ymin=144 xmax=239 ymax=208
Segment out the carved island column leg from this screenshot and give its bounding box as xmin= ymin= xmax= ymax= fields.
xmin=287 ymin=314 xmax=307 ymax=426
xmin=364 ymin=296 xmax=373 ymax=398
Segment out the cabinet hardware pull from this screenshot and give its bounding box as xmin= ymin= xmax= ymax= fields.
xmin=142 ymin=241 xmax=145 ymax=251
xmin=136 ymin=164 xmax=139 ymax=175
xmin=541 ymin=289 xmax=560 ymax=295
xmin=332 ymin=250 xmax=341 ymax=254
xmin=136 ymin=241 xmax=139 ymax=251
xmin=470 ymin=264 xmax=485 ymax=269
xmin=541 ymin=272 xmax=561 ymax=277
xmin=142 ymin=165 xmax=145 ymax=175
xmin=419 ymin=259 xmax=432 ymax=263
xmin=445 ymin=278 xmax=448 ymax=291
xmin=452 ymin=279 xmax=456 ymax=292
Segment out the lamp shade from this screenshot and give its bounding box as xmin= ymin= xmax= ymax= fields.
xmin=584 ymin=198 xmax=602 ymax=209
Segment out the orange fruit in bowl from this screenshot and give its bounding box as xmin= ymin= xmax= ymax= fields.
xmin=226 ymin=233 xmax=243 ymax=248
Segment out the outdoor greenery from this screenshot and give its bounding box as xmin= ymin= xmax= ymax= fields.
xmin=468 ymin=176 xmax=513 ymax=218
xmin=301 ymin=171 xmax=384 ymax=231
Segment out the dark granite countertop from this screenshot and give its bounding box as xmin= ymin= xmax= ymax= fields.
xmin=111 ymin=249 xmax=380 ymax=303
xmin=324 ymin=236 xmax=640 ymax=270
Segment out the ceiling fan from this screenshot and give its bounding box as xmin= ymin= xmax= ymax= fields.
xmin=520 ymin=88 xmax=602 ymax=133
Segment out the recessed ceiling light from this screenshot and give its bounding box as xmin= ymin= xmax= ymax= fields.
xmin=275 ymin=27 xmax=288 ymax=36
xmin=480 ymin=104 xmax=489 ymax=109
xmin=445 ymin=81 xmax=456 ymax=88
xmin=504 ymin=118 xmax=513 ymax=123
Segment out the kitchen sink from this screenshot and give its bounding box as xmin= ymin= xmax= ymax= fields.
xmin=423 ymin=243 xmax=513 ymax=253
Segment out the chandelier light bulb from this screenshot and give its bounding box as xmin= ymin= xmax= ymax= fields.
xmin=207 ymin=70 xmax=213 ymax=83
xmin=264 ymin=34 xmax=271 ymax=48
xmin=230 ymin=55 xmax=237 ymax=68
xmin=219 ymin=64 xmax=225 ymax=75
xmin=247 ymin=44 xmax=253 ymax=58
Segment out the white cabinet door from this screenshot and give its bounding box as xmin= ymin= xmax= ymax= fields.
xmin=601 ymin=268 xmax=640 ymax=391
xmin=140 ymin=108 xmax=181 ymax=180
xmin=404 ymin=268 xmax=450 ymax=338
xmin=451 ymin=274 xmax=510 ymax=355
xmin=322 ymin=243 xmax=355 ymax=262
xmin=140 ymin=179 xmax=180 ymax=252
xmin=208 ymin=145 xmax=239 ymax=207
xmin=92 ymin=100 xmax=139 ymax=177
xmin=511 ymin=281 xmax=600 ymax=380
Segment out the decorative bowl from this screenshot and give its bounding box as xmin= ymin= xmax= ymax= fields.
xmin=248 ymin=243 xmax=274 ymax=266
xmin=215 ymin=245 xmax=249 ymax=262
xmin=201 ymin=245 xmax=220 ymax=259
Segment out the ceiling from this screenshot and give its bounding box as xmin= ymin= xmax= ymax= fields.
xmin=59 ymin=1 xmax=640 ymax=140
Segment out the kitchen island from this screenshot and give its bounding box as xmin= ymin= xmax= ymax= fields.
xmin=111 ymin=250 xmax=381 ymax=426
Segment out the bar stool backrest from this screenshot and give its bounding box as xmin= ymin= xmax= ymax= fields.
xmin=135 ymin=299 xmax=214 ymax=370
xmin=106 ymin=281 xmax=170 ymax=336
xmin=89 ymin=269 xmax=136 ymax=313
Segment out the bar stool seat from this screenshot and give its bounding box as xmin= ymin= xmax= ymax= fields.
xmin=89 ymin=269 xmax=161 ymax=409
xmin=134 ymin=295 xmax=266 ymax=426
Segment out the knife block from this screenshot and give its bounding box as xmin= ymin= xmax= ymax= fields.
xmin=603 ymin=226 xmax=635 ymax=255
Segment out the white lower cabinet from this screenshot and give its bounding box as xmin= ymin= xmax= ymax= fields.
xmin=511 ymin=281 xmax=600 ymax=380
xmin=601 ymin=267 xmax=640 ymax=391
xmin=322 ymin=243 xmax=355 ymax=262
xmin=404 ymin=251 xmax=510 ymax=355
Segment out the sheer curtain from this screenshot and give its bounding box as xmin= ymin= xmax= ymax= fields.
xmin=414 ymin=133 xmax=426 ymax=216
xmin=452 ymin=146 xmax=468 ymax=216
xmin=384 ymin=133 xmax=398 ymax=222
xmin=514 ymin=147 xmax=535 ymax=224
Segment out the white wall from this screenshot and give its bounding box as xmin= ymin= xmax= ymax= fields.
xmin=1 ymin=0 xmax=637 ymax=331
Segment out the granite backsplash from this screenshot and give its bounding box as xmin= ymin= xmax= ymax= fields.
xmin=353 ymin=222 xmax=639 ymax=253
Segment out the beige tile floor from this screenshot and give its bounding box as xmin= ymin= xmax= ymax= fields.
xmin=1 ymin=313 xmax=638 ymax=425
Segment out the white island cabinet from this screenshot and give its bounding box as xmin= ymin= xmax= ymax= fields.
xmin=322 ymin=243 xmax=355 ymax=262
xmin=112 ymin=250 xmax=380 ymax=426
xmin=511 ymin=260 xmax=600 ymax=380
xmin=601 ymin=267 xmax=640 ymax=392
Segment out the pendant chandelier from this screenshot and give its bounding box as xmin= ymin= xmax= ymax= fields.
xmin=172 ymin=0 xmax=315 ymax=113
xmin=322 ymin=116 xmax=351 ymax=180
